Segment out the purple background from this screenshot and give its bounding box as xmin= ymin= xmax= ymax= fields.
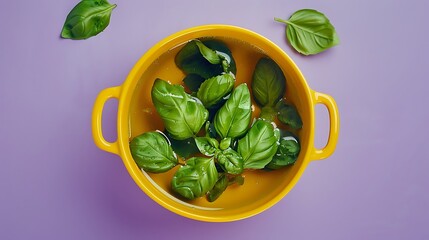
xmin=1 ymin=0 xmax=428 ymax=239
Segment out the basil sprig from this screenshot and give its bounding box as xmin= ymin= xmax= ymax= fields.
xmin=275 ymin=9 xmax=339 ymax=55
xmin=195 ymin=137 xmax=244 ymax=175
xmin=61 ymin=0 xmax=116 ymax=40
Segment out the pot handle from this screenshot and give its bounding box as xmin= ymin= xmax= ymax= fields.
xmin=92 ymin=86 xmax=121 ymax=155
xmin=311 ymin=91 xmax=340 ymax=160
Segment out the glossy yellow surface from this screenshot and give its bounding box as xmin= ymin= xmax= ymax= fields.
xmin=92 ymin=25 xmax=340 ymax=222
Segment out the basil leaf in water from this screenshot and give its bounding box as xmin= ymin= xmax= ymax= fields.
xmin=276 ymin=100 xmax=303 ymax=129
xmin=219 ymin=138 xmax=232 ymax=151
xmin=275 ymin=9 xmax=339 ymax=55
xmin=172 ymin=157 xmax=218 ymax=200
xmin=217 ymin=148 xmax=243 ymax=175
xmin=129 ymin=132 xmax=178 ymax=173
xmin=197 ymin=73 xmax=235 ymax=108
xmin=229 ymin=175 xmax=244 ymax=186
xmin=207 ymin=171 xmax=245 ymax=202
xmin=151 ymin=79 xmax=208 ymax=140
xmin=259 ymin=106 xmax=277 ymax=122
xmin=194 ymin=41 xmax=222 ymax=65
xmin=61 ymin=0 xmax=116 ymax=40
xmin=207 ymin=174 xmax=228 ymax=202
xmin=202 ymin=40 xmax=237 ymax=75
xmin=176 ymin=40 xmax=237 ymax=79
xmin=175 ymin=41 xmax=224 ymax=79
xmin=214 ymin=83 xmax=252 ymax=139
xmin=251 ymin=57 xmax=286 ymax=108
xmin=238 ymin=120 xmax=280 ymax=169
xmin=266 ymin=132 xmax=300 ymax=170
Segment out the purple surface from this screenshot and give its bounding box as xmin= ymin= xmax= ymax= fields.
xmin=1 ymin=0 xmax=428 ymax=239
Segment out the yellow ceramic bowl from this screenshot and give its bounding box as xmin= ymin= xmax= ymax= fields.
xmin=92 ymin=25 xmax=339 ymax=222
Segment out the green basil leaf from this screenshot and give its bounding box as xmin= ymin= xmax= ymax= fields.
xmin=259 ymin=106 xmax=277 ymax=122
xmin=217 ymin=148 xmax=244 ymax=175
xmin=219 ymin=138 xmax=232 ymax=151
xmin=238 ymin=120 xmax=280 ymax=169
xmin=228 ymin=175 xmax=245 ymax=186
xmin=61 ymin=0 xmax=116 ymax=40
xmin=214 ymin=83 xmax=252 ymax=139
xmin=251 ymin=58 xmax=286 ymax=107
xmin=195 ymin=137 xmax=219 ymax=157
xmin=207 ymin=174 xmax=229 ymax=202
xmin=276 ymin=100 xmax=303 ymax=129
xmin=183 ymin=74 xmax=205 ymax=93
xmin=172 ymin=157 xmax=218 ymax=200
xmin=151 ymin=79 xmax=208 ymax=140
xmin=275 ymin=9 xmax=339 ymax=55
xmin=197 ymin=73 xmax=235 ymax=108
xmin=266 ymin=132 xmax=300 ymax=170
xmin=195 ymin=41 xmax=222 ymax=65
xmin=129 ymin=131 xmax=178 ymax=173
xmin=202 ymin=40 xmax=237 ymax=74
xmin=175 ymin=40 xmax=224 ymax=79
xmin=165 ymin=131 xmax=199 ymax=159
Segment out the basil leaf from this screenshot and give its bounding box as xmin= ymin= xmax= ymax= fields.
xmin=175 ymin=40 xmax=224 ymax=79
xmin=197 ymin=73 xmax=235 ymax=108
xmin=276 ymin=100 xmax=303 ymax=129
xmin=275 ymin=9 xmax=339 ymax=55
xmin=151 ymin=79 xmax=208 ymax=140
xmin=61 ymin=0 xmax=116 ymax=40
xmin=172 ymin=157 xmax=218 ymax=200
xmin=207 ymin=174 xmax=228 ymax=202
xmin=202 ymin=40 xmax=237 ymax=74
xmin=219 ymin=138 xmax=232 ymax=151
xmin=214 ymin=83 xmax=252 ymax=139
xmin=183 ymin=74 xmax=205 ymax=93
xmin=165 ymin=131 xmax=199 ymax=159
xmin=228 ymin=175 xmax=245 ymax=186
xmin=195 ymin=41 xmax=222 ymax=64
xmin=266 ymin=132 xmax=300 ymax=170
xmin=238 ymin=120 xmax=280 ymax=169
xmin=129 ymin=131 xmax=178 ymax=173
xmin=259 ymin=106 xmax=277 ymax=122
xmin=195 ymin=137 xmax=219 ymax=157
xmin=217 ymin=148 xmax=244 ymax=175
xmin=251 ymin=58 xmax=286 ymax=107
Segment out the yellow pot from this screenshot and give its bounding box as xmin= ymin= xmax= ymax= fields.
xmin=92 ymin=25 xmax=340 ymax=222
